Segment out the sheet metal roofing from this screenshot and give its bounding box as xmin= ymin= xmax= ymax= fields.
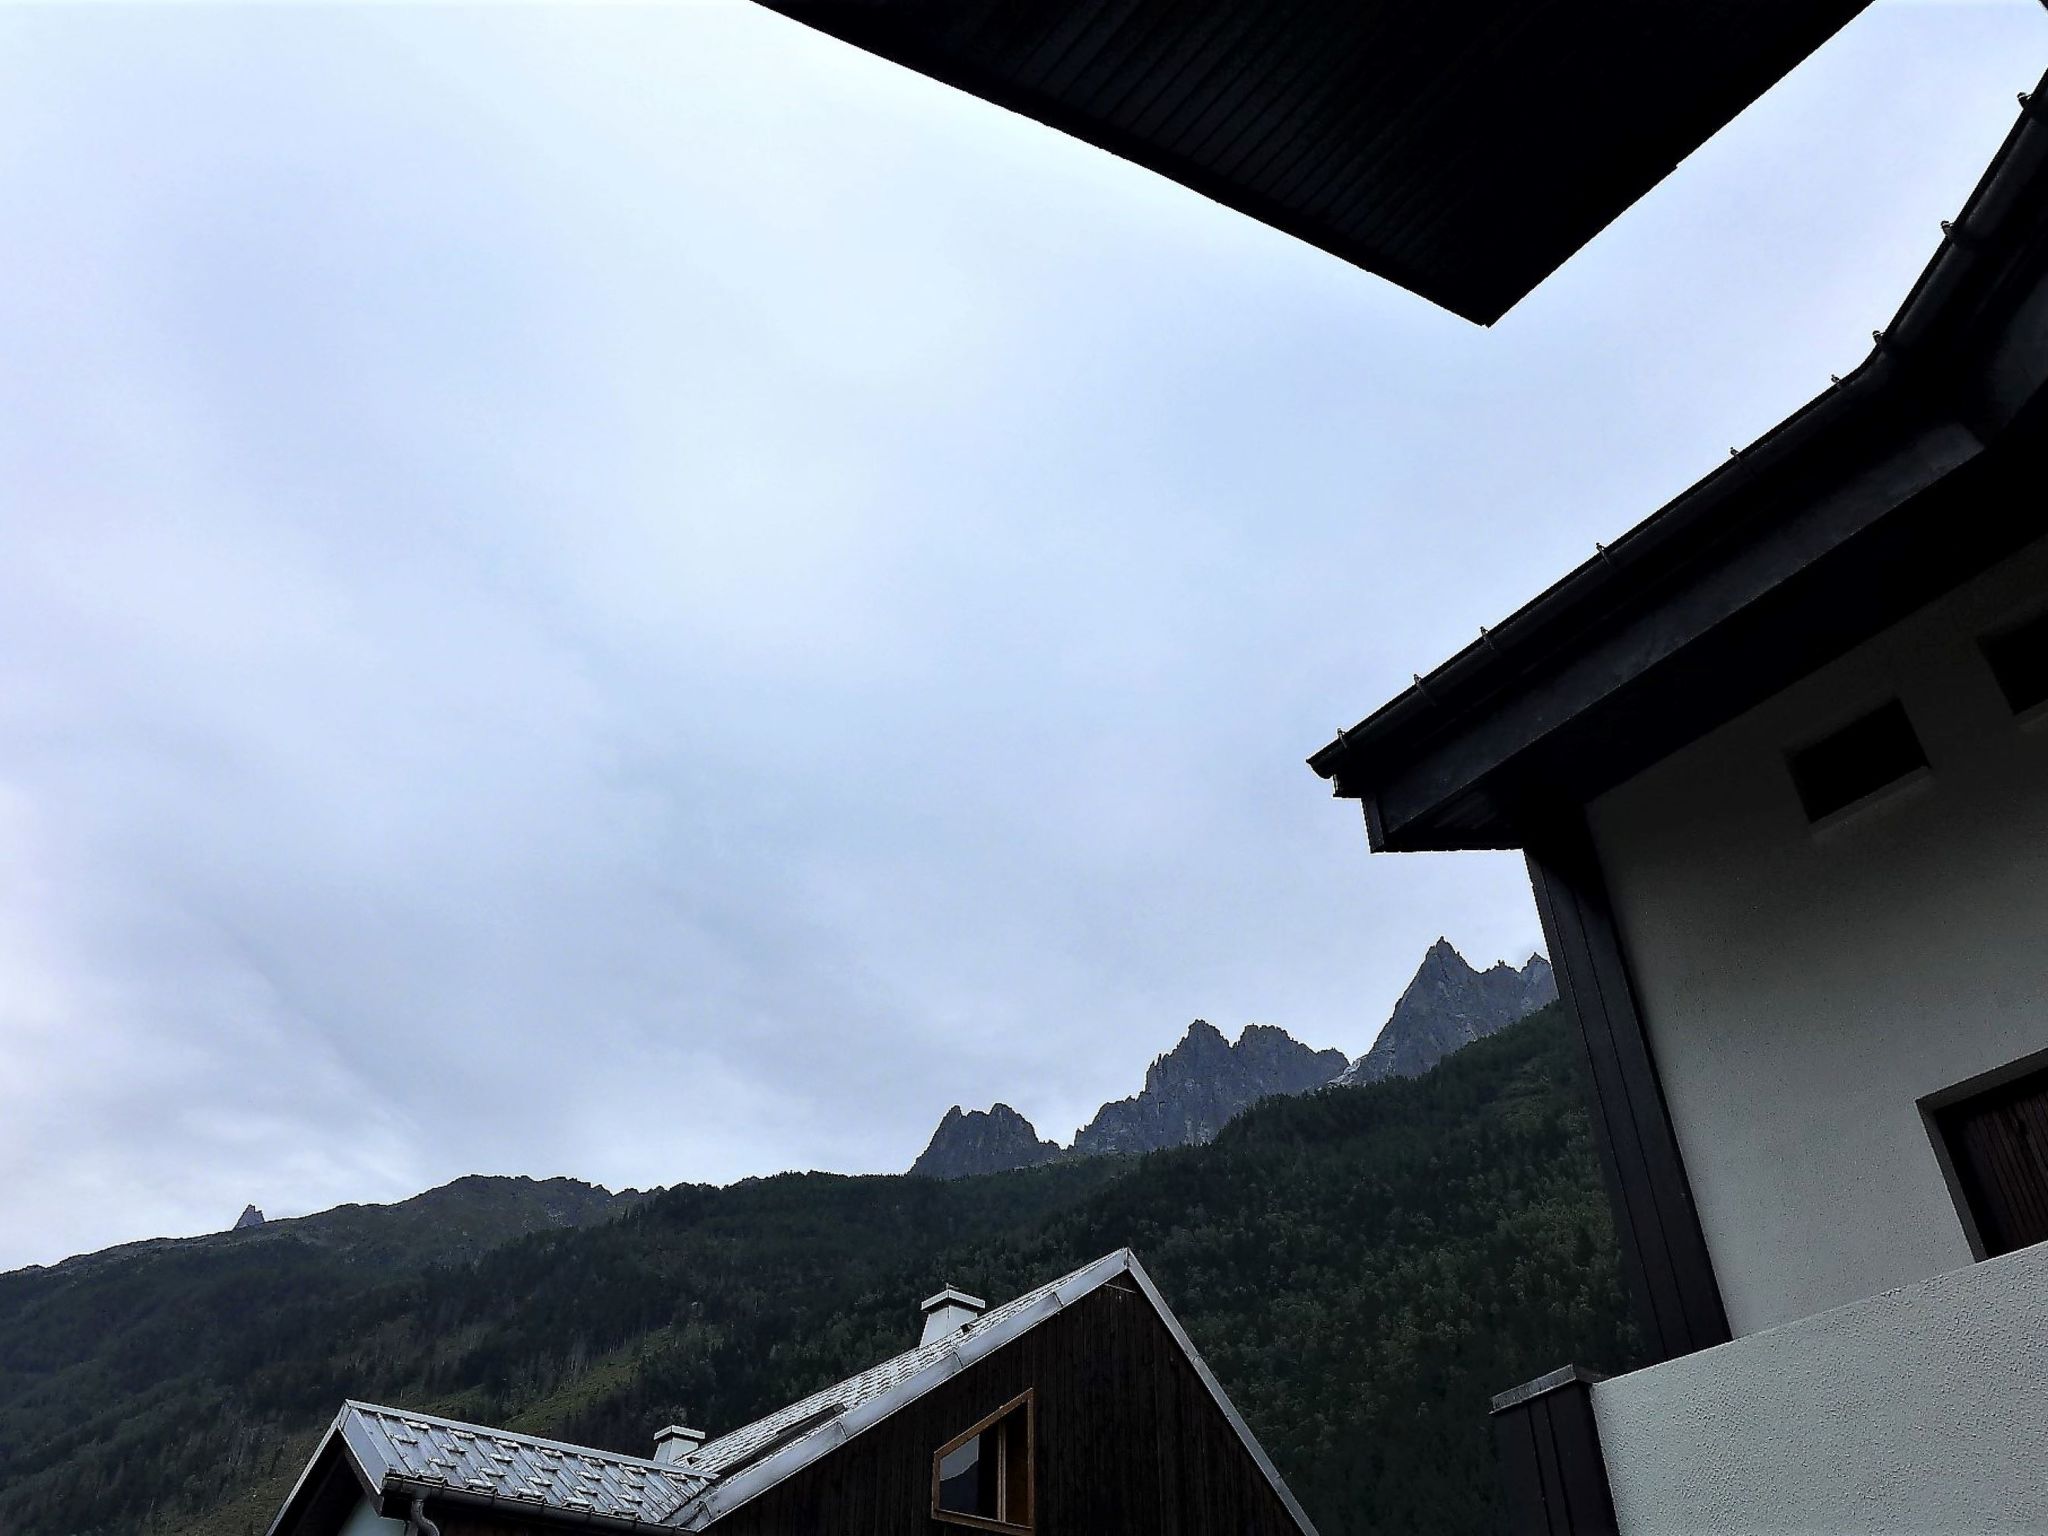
xmin=685 ymin=1260 xmax=1086 ymax=1480
xmin=753 ymin=0 xmax=1870 ymax=323
xmin=274 ymin=1248 xmax=1317 ymax=1534
xmin=333 ymin=1401 xmax=709 ymax=1526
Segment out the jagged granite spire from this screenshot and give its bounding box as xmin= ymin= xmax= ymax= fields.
xmin=1070 ymin=1021 xmax=1349 ymax=1157
xmin=908 ymin=1103 xmax=1062 ymax=1180
xmin=232 ymin=1205 xmax=265 ymax=1231
xmin=1336 ymin=941 xmax=1556 ymax=1087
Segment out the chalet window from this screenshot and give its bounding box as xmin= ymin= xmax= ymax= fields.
xmin=1929 ymin=1058 xmax=2048 ymax=1260
xmin=932 ymin=1390 xmax=1033 ymax=1532
xmin=1981 ymin=610 xmax=2048 ymax=717
xmin=1785 ymin=699 xmax=1927 ymax=824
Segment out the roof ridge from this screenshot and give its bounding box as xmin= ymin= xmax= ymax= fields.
xmin=686 ymin=1250 xmax=1128 ymax=1474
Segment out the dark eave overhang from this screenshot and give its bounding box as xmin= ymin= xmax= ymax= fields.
xmin=1310 ymin=76 xmax=2048 ymax=852
xmin=263 ymin=1414 xmax=379 ymax=1536
xmin=751 ymin=0 xmax=1869 ymax=324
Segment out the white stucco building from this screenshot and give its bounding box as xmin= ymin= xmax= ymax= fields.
xmin=734 ymin=4 xmax=2040 ymax=1528
xmin=1312 ymin=74 xmax=2048 ymax=1536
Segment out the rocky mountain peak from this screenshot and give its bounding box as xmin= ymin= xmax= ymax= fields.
xmin=1336 ymin=941 xmax=1557 ymax=1088
xmin=1073 ymin=1021 xmax=1348 ymax=1159
xmin=232 ymin=1205 xmax=265 ymax=1231
xmin=905 ymin=943 xmax=1554 ymax=1181
xmin=908 ymin=1103 xmax=1061 ymax=1181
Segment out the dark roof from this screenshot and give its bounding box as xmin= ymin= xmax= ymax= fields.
xmin=1310 ymin=78 xmax=2048 ymax=850
xmin=751 ymin=0 xmax=1870 ymax=323
xmin=267 ymin=1249 xmax=1318 ymax=1536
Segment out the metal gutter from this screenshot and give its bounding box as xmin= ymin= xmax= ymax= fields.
xmin=1309 ymin=68 xmax=2048 ymax=790
xmin=378 ymin=1477 xmax=671 ymax=1533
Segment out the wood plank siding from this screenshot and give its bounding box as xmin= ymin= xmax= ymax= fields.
xmin=415 ymin=1283 xmax=1301 ymax=1536
xmin=711 ymin=1281 xmax=1300 ymax=1536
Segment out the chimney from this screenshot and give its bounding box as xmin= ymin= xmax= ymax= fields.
xmin=652 ymin=1425 xmax=706 ymax=1466
xmin=919 ymin=1286 xmax=986 ymax=1345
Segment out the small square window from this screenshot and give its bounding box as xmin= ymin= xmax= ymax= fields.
xmin=932 ymin=1390 xmax=1033 ymax=1532
xmin=1981 ymin=610 xmax=2048 ymax=717
xmin=1928 ymin=1057 xmax=2048 ymax=1260
xmin=1785 ymin=699 xmax=1927 ymax=824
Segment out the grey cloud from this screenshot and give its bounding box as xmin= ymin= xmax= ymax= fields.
xmin=0 ymin=1 xmax=2037 ymax=1267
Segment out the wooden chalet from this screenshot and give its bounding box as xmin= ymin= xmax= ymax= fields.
xmin=266 ymin=1249 xmax=1318 ymax=1536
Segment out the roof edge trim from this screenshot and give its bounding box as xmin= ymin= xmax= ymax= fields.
xmin=677 ymin=1247 xmax=1319 ymax=1535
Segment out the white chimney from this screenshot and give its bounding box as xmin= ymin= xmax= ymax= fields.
xmin=919 ymin=1286 xmax=986 ymax=1345
xmin=652 ymin=1425 xmax=706 ymax=1466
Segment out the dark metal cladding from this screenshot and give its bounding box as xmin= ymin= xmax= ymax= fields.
xmin=1526 ymin=814 xmax=1730 ymax=1363
xmin=1489 ymin=1367 xmax=1619 ymax=1536
xmin=750 ymin=0 xmax=1871 ymax=323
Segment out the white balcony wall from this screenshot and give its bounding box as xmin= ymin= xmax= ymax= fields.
xmin=1593 ymin=1239 xmax=2048 ymax=1535
xmin=1587 ymin=532 xmax=2048 ymax=1334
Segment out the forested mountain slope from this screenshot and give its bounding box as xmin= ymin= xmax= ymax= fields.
xmin=9 ymin=1174 xmax=642 ymax=1287
xmin=0 ymin=1006 xmax=1639 ymax=1536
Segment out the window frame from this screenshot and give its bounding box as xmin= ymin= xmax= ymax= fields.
xmin=1920 ymin=1045 xmax=2048 ymax=1263
xmin=1783 ymin=697 xmax=1930 ymax=828
xmin=1979 ymin=607 xmax=2048 ymax=722
xmin=929 ymin=1388 xmax=1035 ymax=1534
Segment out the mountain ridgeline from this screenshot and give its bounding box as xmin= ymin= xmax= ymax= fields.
xmin=0 ymin=1003 xmax=1639 ymax=1536
xmin=911 ymin=939 xmax=1555 ymax=1178
xmin=25 ymin=1174 xmax=646 ymax=1286
xmin=909 ymin=1104 xmax=1063 ymax=1179
xmin=1338 ymin=942 xmax=1555 ymax=1086
xmin=1075 ymin=1021 xmax=1348 ymax=1157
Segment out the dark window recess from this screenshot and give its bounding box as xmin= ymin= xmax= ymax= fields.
xmin=1981 ymin=610 xmax=2048 ymax=716
xmin=932 ymin=1391 xmax=1033 ymax=1532
xmin=1934 ymin=1061 xmax=2048 ymax=1259
xmin=1786 ymin=700 xmax=1927 ymax=823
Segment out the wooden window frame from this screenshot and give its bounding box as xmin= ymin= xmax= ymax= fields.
xmin=1920 ymin=1045 xmax=2048 ymax=1263
xmin=930 ymin=1389 xmax=1034 ymax=1534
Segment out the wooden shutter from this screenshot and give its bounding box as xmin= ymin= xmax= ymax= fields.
xmin=1934 ymin=1062 xmax=2048 ymax=1259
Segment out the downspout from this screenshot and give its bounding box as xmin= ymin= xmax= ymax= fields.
xmin=405 ymin=1495 xmax=441 ymax=1536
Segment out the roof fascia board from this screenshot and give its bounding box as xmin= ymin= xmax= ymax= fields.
xmin=1367 ymin=414 xmax=1982 ymax=849
xmin=376 ymin=1478 xmax=671 ymax=1534
xmin=1974 ymin=254 xmax=2048 ymax=434
xmin=262 ymin=1410 xmax=380 ymax=1536
xmin=1307 ymin=362 xmax=1883 ymax=788
xmin=1312 ymin=67 xmax=2048 ymax=847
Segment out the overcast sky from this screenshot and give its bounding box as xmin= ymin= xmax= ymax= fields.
xmin=0 ymin=2 xmax=2038 ymax=1271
